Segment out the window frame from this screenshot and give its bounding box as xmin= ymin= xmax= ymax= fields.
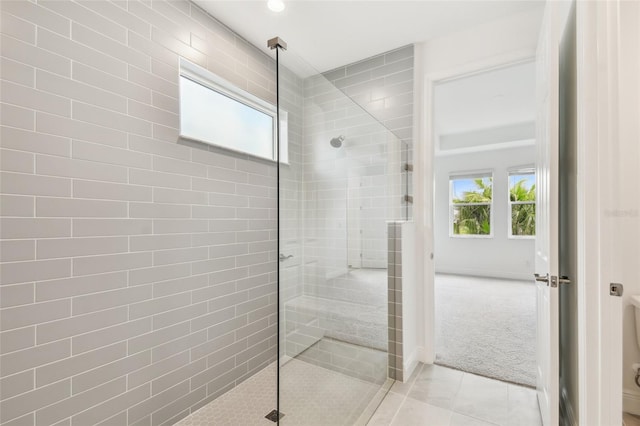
xmin=448 ymin=171 xmax=494 ymax=239
xmin=178 ymin=58 xmax=288 ymax=164
xmin=507 ymin=167 xmax=536 ymax=239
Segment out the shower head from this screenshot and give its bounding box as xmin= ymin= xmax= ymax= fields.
xmin=330 ymin=135 xmax=345 ymax=148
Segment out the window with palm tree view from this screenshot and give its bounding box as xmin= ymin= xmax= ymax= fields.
xmin=508 ymin=170 xmax=536 ymax=237
xmin=450 ymin=173 xmax=493 ymax=236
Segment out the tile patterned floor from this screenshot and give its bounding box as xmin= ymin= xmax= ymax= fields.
xmin=368 ymin=363 xmax=542 ymax=426
xmin=174 ymin=362 xmax=276 ymax=426
xmin=175 ymin=361 xmax=541 ymax=426
xmin=175 ymin=358 xmax=381 ymax=426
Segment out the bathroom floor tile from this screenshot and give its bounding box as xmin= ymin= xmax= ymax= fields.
xmin=390 ymin=363 xmax=423 ymax=395
xmin=178 ymin=357 xmax=382 ymax=426
xmin=450 ymin=413 xmax=499 ymax=426
xmin=390 ymin=397 xmax=452 ymax=426
xmin=453 ymin=372 xmax=509 ymax=425
xmin=507 ymin=384 xmax=542 ymax=426
xmin=369 ymin=364 xmax=541 ymax=426
xmin=367 ymin=392 xmax=405 ymax=426
xmin=407 ymin=364 xmax=464 ymax=410
xmin=180 ymin=361 xmax=542 ymax=426
xmin=175 ymin=363 xmax=276 ymax=426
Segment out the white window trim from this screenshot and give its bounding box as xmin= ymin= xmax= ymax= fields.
xmin=507 ymin=167 xmax=535 ymax=239
xmin=178 ymin=58 xmax=288 ymax=164
xmin=448 ymin=171 xmax=494 ymax=239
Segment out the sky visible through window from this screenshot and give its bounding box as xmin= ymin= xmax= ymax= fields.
xmin=452 ymin=177 xmax=493 ymax=200
xmin=509 ymin=173 xmax=535 ymax=191
xmin=180 ymin=77 xmax=274 ymax=160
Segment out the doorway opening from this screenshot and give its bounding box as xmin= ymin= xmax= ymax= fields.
xmin=429 ymin=60 xmax=539 ymax=416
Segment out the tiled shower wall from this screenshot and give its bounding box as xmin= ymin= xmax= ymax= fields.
xmin=283 ymin=47 xmax=413 ymax=364
xmin=301 ymin=46 xmax=413 ymax=288
xmin=0 ymin=1 xmax=302 ymax=425
xmin=387 ymin=221 xmax=416 ymax=382
xmin=323 ymin=45 xmax=414 ymax=143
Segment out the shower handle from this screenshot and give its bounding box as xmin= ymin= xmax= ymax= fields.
xmin=279 ymin=254 xmax=293 ymax=262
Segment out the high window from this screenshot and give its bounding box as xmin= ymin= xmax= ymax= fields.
xmin=508 ymin=169 xmax=536 ymax=237
xmin=449 ymin=173 xmax=493 ymax=237
xmin=179 ymin=59 xmax=287 ymax=163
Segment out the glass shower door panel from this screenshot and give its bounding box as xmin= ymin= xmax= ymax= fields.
xmin=277 ymin=48 xmax=404 ymax=425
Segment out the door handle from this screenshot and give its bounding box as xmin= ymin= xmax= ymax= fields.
xmin=534 ymin=273 xmax=549 ymax=284
xmin=534 ymin=273 xmax=571 ymax=287
xmin=279 ymin=254 xmax=293 ymax=262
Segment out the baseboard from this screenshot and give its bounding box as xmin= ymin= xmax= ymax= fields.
xmin=560 ymin=387 xmax=577 ymax=426
xmin=624 ymin=388 xmax=640 ymax=416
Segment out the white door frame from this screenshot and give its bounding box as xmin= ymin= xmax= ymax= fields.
xmin=576 ymin=0 xmax=626 ymax=425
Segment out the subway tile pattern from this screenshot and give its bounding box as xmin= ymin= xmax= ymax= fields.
xmin=298 ymin=46 xmax=412 ymax=290
xmin=0 ymin=1 xmax=296 ymax=425
xmin=388 ymin=222 xmax=402 ymax=382
xmin=280 ymin=48 xmax=412 ymax=392
xmin=324 ymin=46 xmax=414 ymax=144
xmin=323 ymin=45 xmax=414 ymax=223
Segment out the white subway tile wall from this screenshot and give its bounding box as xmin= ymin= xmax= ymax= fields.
xmin=0 ymin=1 xmax=296 ymax=425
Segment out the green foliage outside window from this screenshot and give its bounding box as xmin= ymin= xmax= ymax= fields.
xmin=509 ymin=176 xmax=536 ymax=236
xmin=452 ymin=178 xmax=492 ymax=236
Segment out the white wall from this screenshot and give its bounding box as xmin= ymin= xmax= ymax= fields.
xmin=616 ymin=0 xmax=640 ymax=413
xmin=578 ymin=1 xmax=640 ymax=422
xmin=434 ymin=146 xmax=535 ymax=280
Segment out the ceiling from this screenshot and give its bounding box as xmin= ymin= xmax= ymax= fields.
xmin=434 ymin=61 xmax=536 ymax=153
xmin=193 ymin=0 xmax=543 ymax=72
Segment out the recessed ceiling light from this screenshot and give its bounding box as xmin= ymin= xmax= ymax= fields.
xmin=267 ymin=0 xmax=285 ymax=12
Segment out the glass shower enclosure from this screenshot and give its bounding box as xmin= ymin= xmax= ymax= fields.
xmin=273 ymin=39 xmax=409 ymax=425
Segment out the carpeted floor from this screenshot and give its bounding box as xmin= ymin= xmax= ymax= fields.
xmin=435 ymin=274 xmax=537 ymax=387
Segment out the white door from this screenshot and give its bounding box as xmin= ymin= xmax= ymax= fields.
xmin=534 ymin=2 xmax=570 ymax=425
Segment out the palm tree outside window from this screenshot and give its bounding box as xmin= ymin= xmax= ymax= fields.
xmin=449 ymin=173 xmax=493 ymax=237
xmin=508 ymin=169 xmax=536 ymax=237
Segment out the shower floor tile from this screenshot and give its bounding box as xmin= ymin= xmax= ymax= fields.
xmin=174 ymin=362 xmax=276 ymax=426
xmin=175 ymin=358 xmax=382 ymax=426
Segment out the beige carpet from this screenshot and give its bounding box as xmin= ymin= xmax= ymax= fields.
xmin=434 ymin=274 xmax=537 ymax=387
